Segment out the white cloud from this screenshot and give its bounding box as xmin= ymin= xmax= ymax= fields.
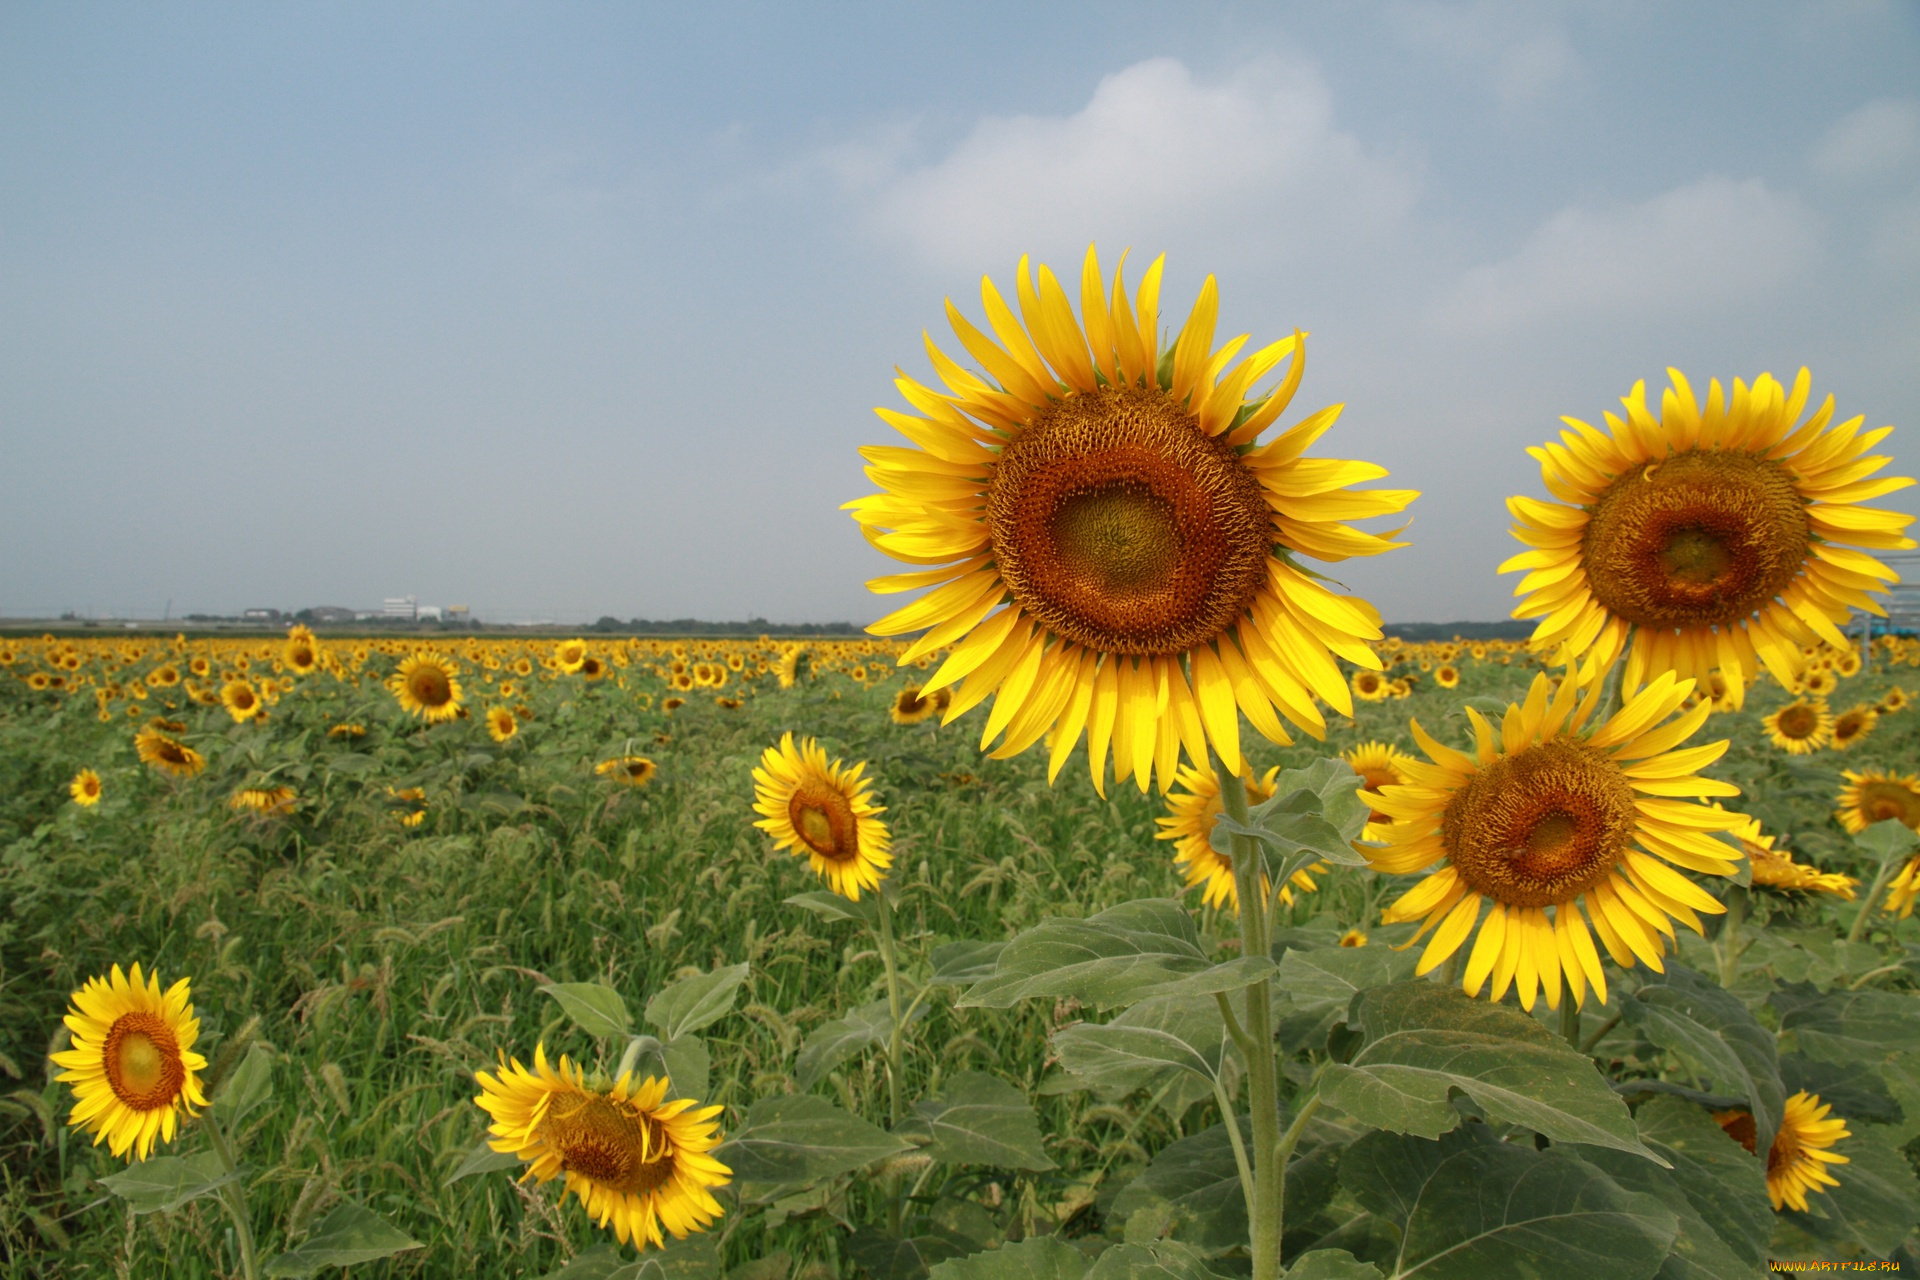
xmin=843 ymin=57 xmax=1416 ymax=271
xmin=1385 ymin=1 xmax=1579 ymax=107
xmin=1435 ymin=176 xmax=1821 ymax=333
xmin=1811 ymin=98 xmax=1920 ymax=179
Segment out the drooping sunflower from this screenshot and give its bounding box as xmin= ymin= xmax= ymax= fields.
xmin=751 ymin=733 xmax=891 ymax=900
xmin=388 ymin=786 xmax=428 ymax=827
xmin=1716 ymin=1091 xmax=1850 ymax=1213
xmin=1155 ymin=764 xmax=1325 ymax=910
xmin=70 ymin=768 xmax=103 ymax=806
xmin=849 ymin=248 xmax=1415 ymax=795
xmin=474 ymin=1046 xmax=729 ymax=1250
xmin=554 ymin=639 xmax=588 ymax=674
xmin=486 ymin=706 xmax=519 ymax=743
xmin=1502 ymin=369 xmax=1915 ymax=706
xmin=220 ymin=679 xmax=263 ymax=724
xmin=1836 ymin=768 xmax=1920 ymax=835
xmin=596 ymin=756 xmax=657 ymax=787
xmin=1341 ymin=740 xmax=1416 ymax=839
xmin=283 ymin=626 xmax=320 ymax=675
xmin=1725 ymin=810 xmax=1857 ymax=899
xmin=134 ymin=725 xmax=206 ymax=778
xmin=389 ymin=653 xmax=463 ymax=722
xmin=328 ymin=722 xmax=367 ymax=739
xmin=51 ymin=964 xmax=208 ymax=1161
xmin=1828 ymin=703 xmax=1878 ymax=750
xmin=229 ymin=785 xmax=296 ymax=816
xmin=889 ymin=685 xmax=941 ymax=725
xmin=1370 ymin=670 xmax=1742 ymax=1011
xmin=1763 ymin=698 xmax=1833 ymax=753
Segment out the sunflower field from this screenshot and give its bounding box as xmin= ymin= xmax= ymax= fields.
xmin=4 ymin=250 xmax=1920 ymax=1280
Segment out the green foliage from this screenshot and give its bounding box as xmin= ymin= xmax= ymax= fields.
xmin=260 ymin=1201 xmax=422 ymax=1276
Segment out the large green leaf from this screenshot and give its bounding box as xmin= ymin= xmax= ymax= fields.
xmin=444 ymin=1137 xmax=523 ymax=1184
xmin=1628 ymin=1096 xmax=1770 ymax=1271
xmin=1275 ymin=945 xmax=1418 ymax=1012
xmin=718 ymin=1095 xmax=910 ymax=1183
xmin=540 ymin=982 xmax=633 ymax=1038
xmin=1052 ymin=995 xmax=1235 ymax=1095
xmin=1780 ymin=1128 xmax=1920 ymax=1259
xmin=261 ymin=1202 xmax=422 ymax=1277
xmin=625 ymin=1230 xmax=723 ymax=1279
xmin=1218 ymin=758 xmax=1371 ymax=870
xmin=930 ymin=940 xmax=1006 ymax=987
xmin=1778 ymin=1053 xmax=1904 ymax=1126
xmin=902 ymin=1071 xmax=1054 ymax=1170
xmin=847 ymin=1225 xmax=975 ymax=1280
xmin=1773 ymin=983 xmax=1920 ymax=1063
xmin=1338 ymin=1126 xmax=1504 ymax=1230
xmin=1083 ymin=1240 xmax=1222 ymax=1280
xmin=645 ymin=963 xmax=749 ymax=1040
xmin=538 ymin=1244 xmax=629 ymax=1280
xmin=1854 ymin=817 xmax=1919 ymax=863
xmin=210 ymin=1042 xmax=275 ymax=1130
xmin=1623 ymin=965 xmax=1784 ymax=1156
xmin=99 ymin=1151 xmax=241 ymax=1215
xmin=625 ymin=1033 xmax=711 ymax=1099
xmin=1321 ymin=983 xmax=1661 ymax=1160
xmin=927 ymin=1237 xmax=1089 ymax=1280
xmin=785 ymin=890 xmax=878 ymax=926
xmin=961 ymin=899 xmax=1273 ymax=1011
xmin=1110 ymin=1116 xmax=1336 ymax=1256
xmin=795 ymin=998 xmax=922 ymax=1091
xmin=1285 ymin=1252 xmax=1384 ymax=1280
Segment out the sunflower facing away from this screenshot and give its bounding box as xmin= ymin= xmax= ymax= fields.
xmin=1717 ymin=1091 xmax=1850 ymax=1213
xmin=389 ymin=653 xmax=463 ymax=722
xmin=1341 ymin=740 xmax=1416 ymax=839
xmin=134 ymin=724 xmax=205 ymax=779
xmin=52 ymin=964 xmax=208 ymax=1161
xmin=1502 ymin=369 xmax=1915 ymax=706
xmin=229 ymin=785 xmax=297 ymax=816
xmin=70 ymin=768 xmax=103 ymax=806
xmin=1763 ymin=698 xmax=1833 ymax=754
xmin=1726 ymin=810 xmax=1857 ymax=899
xmin=752 ymin=732 xmax=892 ymax=900
xmin=1370 ymin=671 xmax=1742 ymax=1011
xmin=1155 ymin=764 xmax=1324 ymax=910
xmin=848 ymin=247 xmax=1416 ymax=795
xmin=474 ymin=1046 xmax=729 ymax=1250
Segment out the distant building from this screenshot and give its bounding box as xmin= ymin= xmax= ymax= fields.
xmin=305 ymin=606 xmax=356 ymax=624
xmin=382 ymin=596 xmax=417 ymax=620
xmin=242 ymin=608 xmax=283 ymax=622
xmin=416 ymin=606 xmax=443 ymax=622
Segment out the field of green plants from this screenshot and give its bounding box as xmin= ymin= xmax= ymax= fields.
xmin=1 ymin=632 xmax=1917 ymax=1280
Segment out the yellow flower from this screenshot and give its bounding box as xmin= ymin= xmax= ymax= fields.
xmin=1434 ymin=664 xmax=1461 ymax=689
xmin=1502 ymin=369 xmax=1914 ymax=706
xmin=328 ymin=723 xmax=366 ymax=739
xmin=70 ymin=769 xmax=103 ymax=806
xmin=1371 ymin=671 xmax=1741 ymax=1011
xmin=553 ymin=639 xmax=588 ymax=674
xmin=474 ymin=1046 xmax=729 ymax=1250
xmin=1154 ymin=764 xmax=1325 ymax=910
xmin=389 ymin=653 xmax=463 ymax=722
xmin=596 ymin=756 xmax=657 ymax=787
xmin=134 ymin=725 xmax=205 ymax=778
xmin=1763 ymin=698 xmax=1833 ymax=753
xmin=889 ymin=685 xmax=946 ymax=725
xmin=751 ymin=733 xmax=891 ymax=900
xmin=1725 ymin=809 xmax=1857 ymax=899
xmin=51 ymin=964 xmax=208 ymax=1161
xmin=1828 ymin=703 xmax=1878 ymax=750
xmin=1802 ymin=668 xmax=1839 ymax=698
xmin=1339 ymin=928 xmax=1368 ymax=947
xmin=1717 ymin=1092 xmax=1850 ymax=1213
xmin=486 ymin=706 xmax=518 ymax=743
xmin=1879 ymin=686 xmax=1910 ymax=714
xmin=283 ymin=626 xmax=320 ymax=675
xmin=850 ymin=247 xmax=1415 ymax=795
xmin=388 ymin=786 xmax=428 ymax=827
xmin=220 ymin=679 xmax=263 ymax=723
xmin=1350 ymin=669 xmax=1391 ymax=702
xmin=1835 ymin=768 xmax=1920 ymax=835
xmin=228 ymin=785 xmax=296 ymax=816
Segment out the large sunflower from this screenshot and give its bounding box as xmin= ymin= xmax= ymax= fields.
xmin=751 ymin=733 xmax=891 ymax=900
xmin=1717 ymin=1091 xmax=1850 ymax=1213
xmin=1763 ymin=698 xmax=1833 ymax=753
xmin=1155 ymin=764 xmax=1324 ymax=910
xmin=1835 ymin=768 xmax=1920 ymax=835
xmin=474 ymin=1046 xmax=729 ymax=1250
xmin=1502 ymin=370 xmax=1914 ymax=706
xmin=51 ymin=964 xmax=208 ymax=1161
xmin=1370 ymin=671 xmax=1741 ymax=1010
xmin=389 ymin=653 xmax=463 ymax=722
xmin=848 ymin=248 xmax=1415 ymax=795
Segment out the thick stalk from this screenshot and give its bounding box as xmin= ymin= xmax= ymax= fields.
xmin=1273 ymin=1093 xmax=1323 ymax=1248
xmin=1217 ymin=757 xmax=1284 ymax=1280
xmin=1559 ymin=996 xmax=1581 ymax=1050
xmin=1847 ymin=859 xmax=1902 ymax=944
xmin=200 ymin=1108 xmax=259 ymax=1280
xmin=614 ymin=1035 xmax=648 ymax=1085
xmin=875 ymin=890 xmax=908 ymax=1236
xmin=1716 ymin=886 xmax=1748 ymax=988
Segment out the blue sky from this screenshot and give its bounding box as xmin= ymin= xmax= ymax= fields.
xmin=3 ymin=1 xmax=1916 ymax=623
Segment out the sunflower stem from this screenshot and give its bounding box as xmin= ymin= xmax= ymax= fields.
xmin=1217 ymin=752 xmax=1284 ymax=1280
xmin=1559 ymin=996 xmax=1581 ymax=1050
xmin=1847 ymin=859 xmax=1901 ymax=944
xmin=1715 ymin=885 xmax=1748 ymax=988
xmin=200 ymin=1106 xmax=260 ymax=1280
xmin=875 ymin=886 xmax=909 ymax=1236
xmin=614 ymin=1035 xmax=647 ymax=1086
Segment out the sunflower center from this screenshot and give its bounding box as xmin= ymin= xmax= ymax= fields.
xmin=988 ymin=386 xmax=1272 ymax=655
xmin=103 ymin=1012 xmax=186 ymax=1112
xmin=1582 ymin=451 xmax=1810 ymax=629
xmin=232 ymin=689 xmax=255 ymax=710
xmin=540 ymin=1094 xmax=675 ymax=1198
xmin=408 ymin=667 xmax=452 ymax=707
xmin=1776 ymin=705 xmax=1819 ymax=739
xmin=789 ymin=783 xmax=859 ymax=862
xmin=1442 ymin=737 xmax=1638 ymax=909
xmin=1859 ymin=782 xmax=1920 ymax=828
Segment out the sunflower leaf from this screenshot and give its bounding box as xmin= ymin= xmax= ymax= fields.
xmin=900 ymin=1071 xmax=1055 ymax=1170
xmin=795 ymin=998 xmax=922 ymax=1091
xmin=1274 ymin=944 xmax=1418 ymax=1012
xmin=1110 ymin=1116 xmax=1339 ymax=1255
xmin=260 ymin=1201 xmax=422 ymax=1277
xmin=1853 ymin=818 xmax=1919 ymax=864
xmin=623 ymin=1230 xmax=723 ymax=1279
xmin=929 ymin=940 xmax=1006 ymax=986
xmin=1622 ymin=964 xmax=1784 ymax=1157
xmin=98 ymin=1151 xmax=243 ymax=1215
xmin=926 ymin=1236 xmax=1090 ymax=1280
xmin=1772 ymin=982 xmax=1920 ymax=1062
xmin=645 ymin=963 xmax=749 ymax=1041
xmin=961 ymin=900 xmax=1258 ymax=1010
xmin=1052 ymin=995 xmax=1236 ymax=1094
xmin=784 ymin=890 xmax=879 ymax=926
xmin=210 ymin=1041 xmax=275 ymax=1131
xmin=443 ymin=1137 xmax=522 ymax=1185
xmin=1778 ymin=1127 xmax=1920 ymax=1259
xmin=1610 ymin=1095 xmax=1771 ymax=1271
xmin=1082 ymin=1239 xmax=1226 ymax=1279
xmin=539 ymin=982 xmax=633 ymax=1039
xmin=1282 ymin=1250 xmax=1383 ymax=1280
xmin=718 ymin=1095 xmax=911 ymax=1183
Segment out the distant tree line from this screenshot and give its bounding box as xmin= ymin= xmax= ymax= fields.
xmin=590 ymin=616 xmax=862 ymax=637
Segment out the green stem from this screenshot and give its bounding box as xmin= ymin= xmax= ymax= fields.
xmin=1209 ymin=1075 xmax=1259 ymax=1240
xmin=1217 ymin=754 xmax=1284 ymax=1280
xmin=614 ymin=1035 xmax=648 ymax=1086
xmin=1716 ymin=886 xmax=1748 ymax=988
xmin=875 ymin=889 xmax=908 ymax=1237
xmin=1273 ymin=1092 xmax=1323 ymax=1253
xmin=1847 ymin=860 xmax=1901 ymax=944
xmin=1579 ymin=1012 xmax=1623 ymax=1056
xmin=1559 ymin=997 xmax=1581 ymax=1050
xmin=200 ymin=1108 xmax=259 ymax=1280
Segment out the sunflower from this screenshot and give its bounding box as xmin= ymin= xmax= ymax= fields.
xmin=662 ymin=696 xmax=686 ymax=712
xmin=890 ymin=685 xmax=940 ymax=725
xmin=219 ymin=679 xmax=263 ymax=723
xmin=146 ymin=665 xmax=180 ymax=688
xmin=388 ymin=786 xmax=428 ymax=827
xmin=1342 ymin=740 xmax=1416 ymax=839
xmin=751 ymin=733 xmax=892 ymax=900
xmin=229 ymin=785 xmax=296 ymax=816
xmin=1339 ymin=928 xmax=1368 ymax=947
xmin=1828 ymin=703 xmax=1878 ymax=750
xmin=849 ymin=247 xmax=1415 ymax=796
xmin=1370 ymin=670 xmax=1741 ymax=1011
xmin=1836 ymin=767 xmax=1920 ymax=834
xmin=597 ymin=756 xmax=657 ymax=787
xmin=1834 ymin=649 xmax=1863 ymax=678
xmin=1502 ymin=369 xmax=1915 ymax=707
xmin=775 ymin=649 xmax=803 ymax=689
xmin=70 ymin=769 xmax=103 ymax=806
xmin=1763 ymin=698 xmax=1833 ymax=753
xmin=1434 ymin=664 xmax=1461 ymax=689
xmin=474 ymin=1046 xmax=729 ymax=1250
xmin=1802 ymin=668 xmax=1839 ymax=698
xmin=1352 ymin=670 xmax=1391 ymax=702
xmin=1727 ymin=810 xmax=1857 ymax=899
xmin=486 ymin=706 xmax=519 ymax=743
xmin=134 ymin=726 xmax=205 ymax=778
xmin=51 ymin=964 xmax=208 ymax=1161
xmin=1879 ymin=686 xmax=1910 ymax=714
xmin=1716 ymin=1092 xmax=1850 ymax=1213
xmin=389 ymin=653 xmax=463 ymax=722
xmin=328 ymin=723 xmax=366 ymax=739
xmin=1155 ymin=764 xmax=1325 ymax=910
xmin=283 ymin=626 xmax=320 ymax=675
xmin=554 ymin=639 xmax=588 ymax=674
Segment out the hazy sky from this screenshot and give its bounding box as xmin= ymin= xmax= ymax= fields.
xmin=4 ymin=2 xmax=1917 ymax=624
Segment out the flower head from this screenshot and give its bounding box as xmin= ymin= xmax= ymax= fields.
xmin=51 ymin=964 xmax=208 ymax=1161
xmin=752 ymin=733 xmax=891 ymax=900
